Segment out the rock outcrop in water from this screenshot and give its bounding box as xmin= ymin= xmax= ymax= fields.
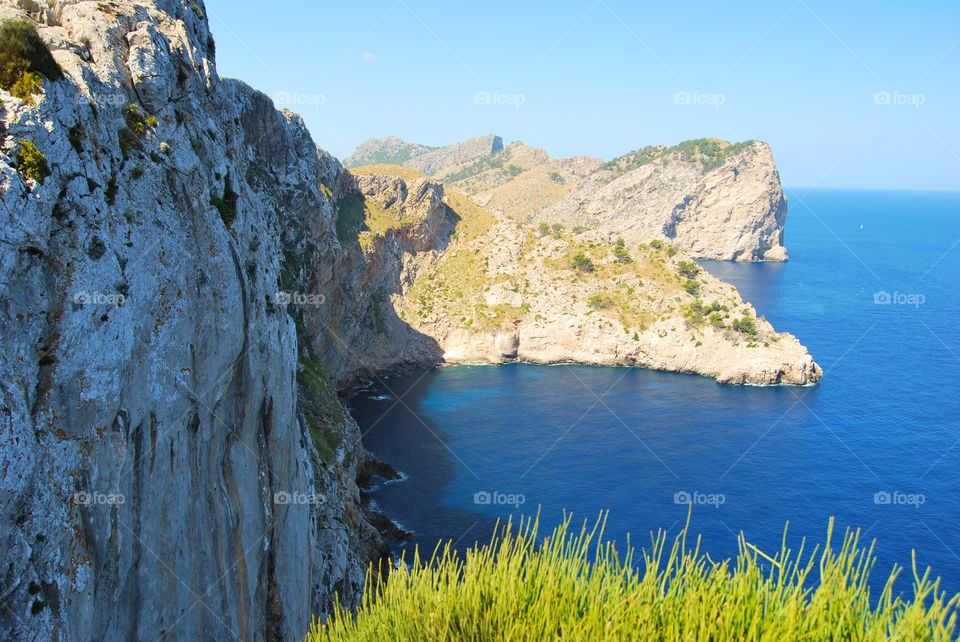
xmin=0 ymin=2 xmax=817 ymax=640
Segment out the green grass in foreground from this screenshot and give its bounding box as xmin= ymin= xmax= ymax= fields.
xmin=311 ymin=513 xmax=958 ymax=641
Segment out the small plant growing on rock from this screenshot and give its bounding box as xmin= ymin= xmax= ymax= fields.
xmin=15 ymin=140 xmax=49 ymax=184
xmin=124 ymin=104 xmax=151 ymax=136
xmin=683 ymin=279 xmax=700 ymax=296
xmin=211 ymin=176 xmax=238 ymax=228
xmin=649 ymin=239 xmax=663 ymax=250
xmin=118 ymin=103 xmax=157 ymax=158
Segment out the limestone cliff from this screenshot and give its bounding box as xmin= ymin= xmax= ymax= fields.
xmin=0 ymin=2 xmax=385 ymax=640
xmin=540 ymin=139 xmax=790 ymax=261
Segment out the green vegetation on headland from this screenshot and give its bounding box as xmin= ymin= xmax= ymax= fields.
xmin=603 ymin=138 xmax=757 ymax=174
xmin=440 ymin=152 xmax=523 ymax=183
xmin=312 ymin=513 xmax=959 ymax=641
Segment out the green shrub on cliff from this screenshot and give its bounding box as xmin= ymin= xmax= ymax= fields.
xmin=613 ymin=237 xmax=632 ymax=263
xmin=0 ymin=19 xmax=62 ymax=79
xmin=0 ymin=19 xmax=62 ymax=102
xmin=676 ymin=260 xmax=701 ymax=279
xmin=211 ymin=178 xmax=238 ymax=228
xmin=314 ymin=513 xmax=959 ymax=641
xmin=570 ymin=252 xmax=594 ymax=273
xmin=9 ymin=70 xmax=42 ymax=103
xmin=732 ymin=315 xmax=758 ymax=338
xmin=602 ymin=139 xmax=757 ymax=174
xmin=15 ymin=140 xmax=49 ymax=184
xmin=118 ymin=104 xmax=158 ymax=158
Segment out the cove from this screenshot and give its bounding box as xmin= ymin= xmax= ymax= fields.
xmin=350 ymin=188 xmax=960 ymax=595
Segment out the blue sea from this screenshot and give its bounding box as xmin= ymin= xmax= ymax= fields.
xmin=350 ymin=188 xmax=960 ymax=596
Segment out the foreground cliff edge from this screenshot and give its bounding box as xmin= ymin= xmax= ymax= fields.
xmin=0 ymin=1 xmax=816 ymax=640
xmin=0 ymin=3 xmax=388 ymax=640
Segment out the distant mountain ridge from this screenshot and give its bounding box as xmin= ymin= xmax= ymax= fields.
xmin=345 ymin=135 xmax=789 ymax=262
xmin=344 ymin=134 xmax=502 ymax=174
xmin=343 ymin=135 xmax=436 ymax=167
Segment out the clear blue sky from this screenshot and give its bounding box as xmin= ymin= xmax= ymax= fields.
xmin=205 ymin=0 xmax=959 ymax=190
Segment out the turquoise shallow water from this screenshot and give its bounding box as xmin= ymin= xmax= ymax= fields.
xmin=350 ymin=188 xmax=960 ymax=594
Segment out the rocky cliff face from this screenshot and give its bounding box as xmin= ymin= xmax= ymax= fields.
xmin=405 ymin=134 xmax=503 ymax=176
xmin=295 ymin=167 xmax=452 ymax=383
xmin=540 ymin=140 xmax=789 ymax=261
xmin=0 ymin=2 xmax=385 ymax=640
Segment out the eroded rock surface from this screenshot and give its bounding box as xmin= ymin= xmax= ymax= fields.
xmin=0 ymin=2 xmax=384 ymax=640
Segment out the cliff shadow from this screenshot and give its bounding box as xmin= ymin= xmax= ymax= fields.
xmin=347 ymin=369 xmax=502 ymax=559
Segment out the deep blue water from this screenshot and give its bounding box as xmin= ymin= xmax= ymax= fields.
xmin=350 ymin=188 xmax=960 ymax=596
